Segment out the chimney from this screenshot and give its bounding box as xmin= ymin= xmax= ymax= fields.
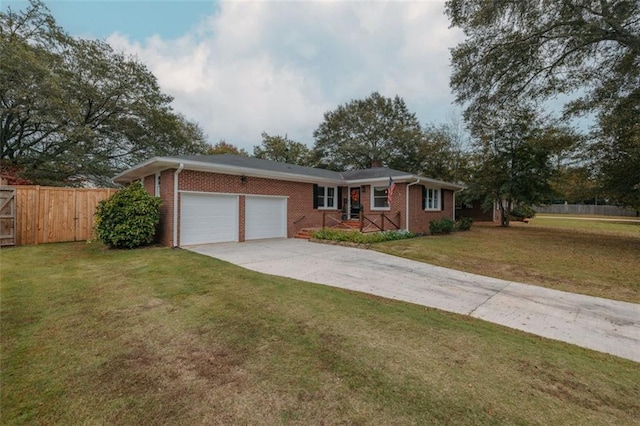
xmin=371 ymin=159 xmax=383 ymax=168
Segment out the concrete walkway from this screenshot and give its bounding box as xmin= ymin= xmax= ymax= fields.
xmin=186 ymin=239 xmax=640 ymax=363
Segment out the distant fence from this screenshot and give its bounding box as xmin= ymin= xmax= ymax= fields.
xmin=3 ymin=186 xmax=117 ymax=246
xmin=534 ymin=204 xmax=638 ymax=217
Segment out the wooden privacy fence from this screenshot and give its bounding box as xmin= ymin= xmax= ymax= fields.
xmin=2 ymin=186 xmax=117 ymax=246
xmin=0 ymin=187 xmax=16 ymax=246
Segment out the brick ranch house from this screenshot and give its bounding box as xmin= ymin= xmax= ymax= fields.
xmin=114 ymin=155 xmax=464 ymax=247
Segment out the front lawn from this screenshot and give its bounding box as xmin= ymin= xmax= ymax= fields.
xmin=1 ymin=243 xmax=638 ymax=424
xmin=375 ymin=216 xmax=640 ymax=303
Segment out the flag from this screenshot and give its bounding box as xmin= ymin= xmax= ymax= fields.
xmin=387 ymin=176 xmax=396 ymax=205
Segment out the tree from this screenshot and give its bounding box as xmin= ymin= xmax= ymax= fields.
xmin=445 ymin=0 xmax=639 ymax=206
xmin=312 ymin=92 xmax=423 ymax=171
xmin=0 ymin=0 xmax=208 ymax=186
xmin=552 ymin=165 xmax=601 ymax=204
xmin=466 ymin=104 xmax=576 ymax=226
xmin=205 ymin=140 xmax=249 ymax=156
xmin=411 ymin=122 xmax=472 ymax=183
xmin=592 ymin=92 xmax=640 ymax=208
xmin=253 ymin=132 xmax=311 ymax=165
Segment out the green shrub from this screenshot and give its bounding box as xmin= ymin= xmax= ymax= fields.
xmin=312 ymin=229 xmax=415 ymax=244
xmin=456 ymin=216 xmax=473 ymax=231
xmin=95 ymin=182 xmax=162 ymax=249
xmin=429 ymin=218 xmax=454 ymax=235
xmin=511 ymin=205 xmax=536 ymax=221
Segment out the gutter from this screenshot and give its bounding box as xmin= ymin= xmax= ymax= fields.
xmin=405 ymin=179 xmax=421 ymax=231
xmin=344 ymin=175 xmax=414 ymax=185
xmin=172 ymin=163 xmax=184 ymax=247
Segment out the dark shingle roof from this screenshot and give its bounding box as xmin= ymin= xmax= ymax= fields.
xmin=173 ymin=155 xmax=343 ymax=180
xmin=114 ymin=154 xmax=463 ymax=189
xmin=340 ymin=168 xmax=412 ymax=180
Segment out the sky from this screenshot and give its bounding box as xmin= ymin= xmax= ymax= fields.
xmin=6 ymin=0 xmax=466 ymax=152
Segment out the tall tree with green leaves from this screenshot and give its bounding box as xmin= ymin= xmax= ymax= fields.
xmin=0 ymin=0 xmax=208 ymax=186
xmin=445 ymin=0 xmax=640 ymax=207
xmin=467 ymin=104 xmax=577 ymax=226
xmin=205 ymin=140 xmax=249 ymax=156
xmin=592 ymin=91 xmax=640 ymax=208
xmin=312 ymin=92 xmax=423 ymax=171
xmin=411 ymin=122 xmax=471 ymax=183
xmin=253 ymin=132 xmax=311 ymax=165
xmin=552 ymin=165 xmax=601 ymax=204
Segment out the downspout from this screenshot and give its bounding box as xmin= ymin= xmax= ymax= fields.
xmin=453 ymin=188 xmax=464 ymax=221
xmin=405 ymin=179 xmax=421 ymax=231
xmin=173 ymin=163 xmax=184 ymax=247
xmin=452 ymin=190 xmax=457 ymax=221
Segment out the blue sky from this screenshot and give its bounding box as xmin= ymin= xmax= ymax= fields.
xmin=37 ymin=1 xmax=219 ymax=41
xmin=6 ymin=0 xmax=466 ymax=151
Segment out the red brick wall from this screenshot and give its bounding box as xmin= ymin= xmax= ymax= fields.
xmin=158 ymin=170 xmax=174 ymax=246
xmin=142 ymin=175 xmax=155 ymax=195
xmin=407 ymin=186 xmax=455 ymax=234
xmin=141 ymin=173 xmax=173 ymax=245
xmin=169 ymin=170 xmax=339 ymax=245
xmin=354 ymin=183 xmax=406 ymax=230
xmin=144 ymin=169 xmax=457 ymax=245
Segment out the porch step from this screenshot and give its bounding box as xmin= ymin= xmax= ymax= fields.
xmin=294 ymin=228 xmax=319 ymax=240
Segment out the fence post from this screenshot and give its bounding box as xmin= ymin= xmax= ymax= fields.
xmin=35 ymin=185 xmax=41 ymax=245
xmin=73 ymin=189 xmax=79 ymax=241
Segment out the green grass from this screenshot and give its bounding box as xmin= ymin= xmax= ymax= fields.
xmin=375 ymin=217 xmax=640 ymax=303
xmin=533 ymin=214 xmax=640 ymax=235
xmin=1 ymin=243 xmax=639 ymax=424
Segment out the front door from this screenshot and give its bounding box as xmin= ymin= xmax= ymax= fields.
xmin=349 ymin=187 xmax=361 ymax=220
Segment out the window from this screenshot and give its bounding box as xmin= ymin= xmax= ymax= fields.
xmin=316 ymin=186 xmax=336 ymax=209
xmin=371 ymin=186 xmax=390 ymax=210
xmin=424 ymin=187 xmax=440 ymax=210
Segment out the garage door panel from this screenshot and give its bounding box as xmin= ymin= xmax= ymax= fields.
xmin=180 ymin=193 xmax=238 ymax=245
xmin=245 ymin=196 xmax=287 ymax=240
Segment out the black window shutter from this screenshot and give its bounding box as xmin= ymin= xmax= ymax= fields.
xmin=421 ymin=185 xmax=426 ymax=210
xmin=441 ymin=189 xmax=445 ymax=210
xmin=313 ymin=184 xmax=318 ymax=209
xmin=337 ymin=187 xmax=343 ymax=209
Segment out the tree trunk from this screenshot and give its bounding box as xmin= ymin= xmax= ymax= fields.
xmin=499 ymin=199 xmax=511 ymax=227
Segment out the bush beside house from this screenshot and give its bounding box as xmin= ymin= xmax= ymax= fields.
xmin=429 ymin=218 xmax=455 ymax=235
xmin=95 ymin=182 xmax=162 ymax=249
xmin=511 ymin=205 xmax=536 ymax=222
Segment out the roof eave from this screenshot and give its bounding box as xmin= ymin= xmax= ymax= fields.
xmin=113 ymin=157 xmax=465 ymax=190
xmin=113 ymin=157 xmax=177 ymax=184
xmin=345 ymin=175 xmax=464 ymax=190
xmin=418 ymin=177 xmax=465 ymax=191
xmin=113 ymin=157 xmax=343 ymax=185
xmin=343 ymin=175 xmax=415 ymax=185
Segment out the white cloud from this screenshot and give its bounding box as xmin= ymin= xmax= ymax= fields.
xmin=108 ymin=0 xmax=464 ymax=152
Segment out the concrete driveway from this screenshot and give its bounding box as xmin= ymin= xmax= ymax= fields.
xmin=186 ymin=238 xmax=640 ymax=363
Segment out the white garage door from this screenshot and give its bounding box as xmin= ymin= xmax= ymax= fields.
xmin=180 ymin=193 xmax=238 ymax=245
xmin=245 ymin=196 xmax=287 ymax=240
